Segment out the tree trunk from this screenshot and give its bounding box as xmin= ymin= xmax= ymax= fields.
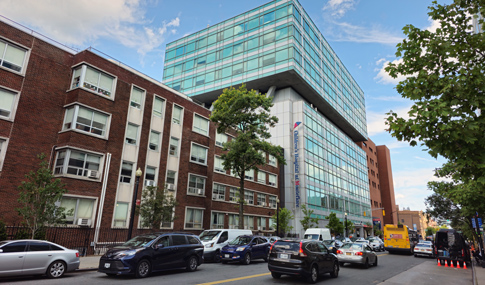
xmin=239 ymin=177 xmax=245 ymax=230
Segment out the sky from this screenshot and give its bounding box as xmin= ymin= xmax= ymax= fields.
xmin=0 ymin=0 xmax=454 ymax=212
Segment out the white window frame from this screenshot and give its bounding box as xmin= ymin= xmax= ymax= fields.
xmin=193 ymin=113 xmax=210 ymax=136
xmin=229 ymin=187 xmax=238 ymax=202
xmin=257 ymin=193 xmax=266 ymax=206
xmin=214 ymin=156 xmax=225 ymax=174
xmin=153 ymin=96 xmax=165 ymax=117
xmin=54 ymin=147 xmax=103 ymax=180
xmin=185 ymin=207 xmax=204 ymax=229
xmin=269 ymin=173 xmax=277 ymax=187
xmin=166 ymin=170 xmax=176 ymax=185
xmin=113 ymin=201 xmax=129 ymax=227
xmin=172 ymin=104 xmax=183 ymax=124
xmin=62 ymin=103 xmax=110 ymax=139
xmin=70 ymin=64 xmax=116 ymax=98
xmin=257 ymin=171 xmax=266 ymax=183
xmin=0 ymin=38 xmax=28 ymax=74
xmin=188 ymin=174 xmax=206 ymax=196
xmin=190 ymin=143 xmax=208 ymax=165
xmin=169 ymin=137 xmax=179 ymax=156
xmin=59 ymin=195 xmax=97 ymax=226
xmin=245 ymin=169 xmax=254 ymax=181
xmin=145 ymin=166 xmax=157 ymax=186
xmin=130 ymin=86 xmax=145 ymax=109
xmin=269 ymin=196 xmax=277 ymax=208
xmin=229 ymin=214 xmax=239 ymax=229
xmin=211 ymin=212 xmax=225 ymax=229
xmin=212 ymin=183 xmax=225 ymax=200
xmin=119 ymin=161 xmax=133 ymax=183
xmin=149 ymin=130 xmax=161 ymax=151
xmin=0 ymin=137 xmax=7 ymax=170
xmin=215 ymin=132 xmax=228 ymax=147
xmin=269 ymin=154 xmax=277 ymax=166
xmin=244 ymin=190 xmax=254 ymax=205
xmin=125 ymin=123 xmax=139 ymax=145
xmin=257 ymin=217 xmax=267 ymax=231
xmin=0 ymin=86 xmax=19 ymax=121
xmin=244 ymin=215 xmax=254 ymax=230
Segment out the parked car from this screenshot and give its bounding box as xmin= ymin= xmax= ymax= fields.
xmin=268 ymin=238 xmax=339 ymax=283
xmin=322 ymin=240 xmax=343 ymax=254
xmin=367 ymin=237 xmax=384 ymax=251
xmin=337 ymin=237 xmax=352 ymax=244
xmin=269 ymin=236 xmax=281 ymax=244
xmin=354 ymin=239 xmax=370 ymax=247
xmin=414 ymin=243 xmax=434 ymax=258
xmin=303 ymin=228 xmax=331 ymax=241
xmin=199 ymin=229 xmax=252 ymax=262
xmin=0 ymin=239 xmax=80 ymax=278
xmin=336 ymin=243 xmax=378 ymax=268
xmin=220 ymin=235 xmax=270 ymax=265
xmin=98 ymin=232 xmax=204 ymax=278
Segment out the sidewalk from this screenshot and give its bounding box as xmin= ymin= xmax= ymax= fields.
xmin=473 ymin=259 xmax=485 ymax=285
xmin=77 ymin=255 xmax=101 ymax=271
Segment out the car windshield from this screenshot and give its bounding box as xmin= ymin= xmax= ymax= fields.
xmin=122 ymin=235 xmax=158 ymax=247
xmin=416 ymin=243 xmax=432 ymax=248
xmin=229 ymin=236 xmax=252 ymax=245
xmin=199 ymin=231 xmax=220 ymax=241
xmin=304 ymin=234 xmax=319 ymax=240
xmin=342 ymin=243 xmax=363 ymax=250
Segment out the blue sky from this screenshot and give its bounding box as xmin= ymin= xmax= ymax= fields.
xmin=0 ymin=0 xmax=453 ymax=211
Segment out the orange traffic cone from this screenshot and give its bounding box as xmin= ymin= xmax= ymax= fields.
xmin=464 ymin=263 xmax=468 ymax=269
xmin=437 ymin=259 xmax=441 ymax=266
xmin=445 ymin=261 xmax=448 ymax=267
xmin=457 ymin=262 xmax=460 ymax=268
xmin=450 ymin=261 xmax=454 ymax=268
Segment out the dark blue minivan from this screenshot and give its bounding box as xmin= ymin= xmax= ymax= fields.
xmin=220 ymin=235 xmax=270 ymax=265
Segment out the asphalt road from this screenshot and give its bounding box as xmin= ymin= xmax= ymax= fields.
xmin=0 ymin=252 xmax=472 ymax=285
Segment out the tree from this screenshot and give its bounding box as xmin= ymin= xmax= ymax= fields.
xmin=425 ymin=227 xmax=437 ymax=237
xmin=325 ymin=212 xmax=343 ymax=236
xmin=345 ymin=219 xmax=354 ymax=237
xmin=374 ymin=229 xmax=383 ymax=238
xmin=137 ymin=185 xmax=177 ymax=230
xmin=17 ymin=153 xmax=69 ymax=239
xmin=210 ymin=84 xmax=285 ymax=229
xmin=271 ymin=208 xmax=294 ymax=237
xmin=300 ymin=204 xmax=320 ymax=231
xmin=385 ymin=1 xmax=485 ymax=185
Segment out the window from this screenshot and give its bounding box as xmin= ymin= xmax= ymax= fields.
xmin=1 ymin=242 xmax=27 ymax=253
xmin=153 ymin=96 xmax=165 ymax=117
xmin=245 ymin=169 xmax=254 ymax=181
xmin=120 ymin=161 xmax=133 ymax=183
xmin=269 ymin=174 xmax=277 ymax=186
xmin=211 ymin=212 xmax=224 ymax=229
xmin=0 ymin=39 xmax=27 ymax=73
xmin=71 ymin=65 xmax=115 ymax=97
xmin=269 ymin=196 xmax=277 ymax=208
xmin=244 ymin=191 xmax=254 ymax=205
xmin=113 ymin=202 xmax=128 ymax=227
xmin=257 ymin=217 xmax=266 ymax=230
xmin=244 ymin=215 xmax=254 ymax=230
xmin=125 ymin=123 xmax=139 ymax=145
xmin=269 ymin=154 xmax=277 ymax=166
xmin=166 ymin=170 xmax=176 ymax=185
xmin=185 ymin=208 xmax=203 ymax=229
xmin=130 ymin=86 xmax=144 ymax=109
xmin=60 ymin=196 xmax=95 ymax=224
xmin=257 ymin=193 xmax=266 ymax=206
xmin=0 ymin=87 xmax=17 ymax=119
xmin=216 ymin=132 xmax=228 ymax=147
xmin=62 ymin=105 xmax=109 ymax=138
xmin=54 ymin=148 xmax=102 ymax=179
xmin=28 ymin=241 xmax=51 ymax=251
xmin=188 ymin=174 xmax=206 ymax=195
xmin=193 ymin=114 xmax=209 ymax=136
xmin=229 ymin=187 xmax=238 ymax=202
xmin=213 ymin=183 xmax=225 ymax=200
xmin=228 ymin=214 xmax=239 ymax=229
xmin=145 ymin=166 xmax=156 ymax=186
xmin=190 ymin=144 xmax=208 ymax=165
xmin=169 ymin=137 xmax=179 ymax=156
xmin=214 ymin=156 xmax=225 ymax=173
xmin=172 ymin=105 xmax=183 ymax=124
xmin=257 ymin=171 xmax=266 ymax=183
xmin=149 ymin=131 xmax=160 ymax=151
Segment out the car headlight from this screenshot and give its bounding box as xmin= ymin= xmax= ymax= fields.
xmin=113 ymin=248 xmax=143 ymax=259
xmin=205 ymin=243 xmax=214 ymax=248
xmin=236 ymin=247 xmax=246 ymax=251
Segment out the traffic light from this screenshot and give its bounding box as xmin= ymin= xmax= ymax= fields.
xmin=383 ymin=210 xmax=385 ymax=216
xmin=364 ymin=211 xmax=366 ymax=216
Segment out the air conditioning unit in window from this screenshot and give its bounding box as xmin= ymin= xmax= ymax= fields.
xmin=87 ymin=170 xmax=99 ymax=179
xmin=166 ymin=184 xmax=175 ymax=191
xmin=77 ymin=218 xmax=92 ymax=227
xmin=145 ymin=180 xmax=156 ymax=187
xmin=197 ymin=189 xmax=204 ymax=195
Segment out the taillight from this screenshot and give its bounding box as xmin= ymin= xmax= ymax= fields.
xmin=355 ymin=252 xmax=363 ymax=256
xmin=462 ymin=249 xmax=464 ymax=257
xmin=337 ymin=250 xmax=342 ymax=254
xmin=299 ymin=241 xmax=307 ymax=257
xmin=76 ymin=252 xmax=80 ymax=258
xmin=270 ymin=241 xmax=277 ymax=253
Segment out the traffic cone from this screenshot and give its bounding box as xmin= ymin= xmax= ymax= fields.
xmin=445 ymin=261 xmax=448 ymax=267
xmin=464 ymin=263 xmax=468 ymax=269
xmin=457 ymin=262 xmax=460 ymax=268
xmin=437 ymin=259 xmax=441 ymax=266
xmin=450 ymin=261 xmax=454 ymax=268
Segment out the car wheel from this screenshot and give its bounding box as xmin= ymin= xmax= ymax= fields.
xmin=213 ymin=250 xmax=221 ymax=263
xmin=271 ymin=272 xmax=281 ymax=279
xmin=46 ymin=260 xmax=66 ymax=278
xmin=330 ymin=261 xmax=339 ymax=278
xmin=363 ymin=258 xmax=369 ymax=269
xmin=186 ymin=255 xmax=199 ymax=272
xmin=241 ymin=253 xmax=251 ymax=265
xmin=373 ymin=256 xmax=378 ymax=266
xmin=339 ymin=262 xmax=345 ymax=267
xmin=306 ymin=265 xmax=318 ymax=284
xmin=135 ymin=259 xmax=151 ymax=278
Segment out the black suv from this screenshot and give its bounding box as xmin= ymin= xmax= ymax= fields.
xmin=268 ymin=239 xmax=339 ymax=283
xmin=98 ymin=232 xmax=204 ymax=278
xmin=434 ymin=229 xmax=470 ymax=267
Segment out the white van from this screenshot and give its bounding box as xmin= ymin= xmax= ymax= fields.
xmin=303 ymin=228 xmax=331 ymax=241
xmin=199 ymin=229 xmax=253 ymax=262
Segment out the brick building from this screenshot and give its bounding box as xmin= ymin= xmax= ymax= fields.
xmin=0 ymin=19 xmax=280 ymax=236
xmin=396 ymin=207 xmax=427 ymax=237
xmin=357 ymin=140 xmax=398 ymax=232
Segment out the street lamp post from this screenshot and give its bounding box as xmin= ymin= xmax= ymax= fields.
xmin=345 ymin=212 xmax=348 ymax=238
xmin=276 ymin=198 xmax=280 ymax=237
xmin=127 ymin=167 xmax=143 ymax=240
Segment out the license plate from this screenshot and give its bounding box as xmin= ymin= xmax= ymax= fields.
xmin=388 ymin=245 xmax=393 ymax=247
xmin=104 ymin=263 xmax=111 ymax=268
xmin=225 ymin=254 xmax=230 ymax=258
xmin=279 ymin=253 xmax=289 ymax=259
xmin=346 ymin=252 xmax=351 ymax=256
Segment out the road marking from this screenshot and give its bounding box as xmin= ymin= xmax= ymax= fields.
xmin=197 ymin=272 xmax=271 ymax=285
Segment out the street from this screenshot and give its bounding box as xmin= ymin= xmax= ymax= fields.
xmin=0 ymin=252 xmax=472 ymax=285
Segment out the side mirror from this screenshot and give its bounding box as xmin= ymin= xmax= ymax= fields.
xmin=0 ymin=249 xmax=3 ymax=253
xmin=157 ymin=244 xmax=165 ymax=249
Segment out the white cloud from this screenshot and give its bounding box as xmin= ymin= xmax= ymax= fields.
xmin=323 ymin=0 xmax=358 ymax=18
xmin=0 ymin=0 xmax=178 ymax=57
xmin=366 ymin=105 xmax=410 ymax=136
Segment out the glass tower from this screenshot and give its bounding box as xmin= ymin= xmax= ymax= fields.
xmin=163 ymin=0 xmax=371 ymax=236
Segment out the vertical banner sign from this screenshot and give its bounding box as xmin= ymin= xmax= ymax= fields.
xmin=294 ymin=122 xmax=301 ymax=208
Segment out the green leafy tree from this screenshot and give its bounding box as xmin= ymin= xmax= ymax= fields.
xmin=325 ymin=212 xmax=343 ymax=236
xmin=271 ymin=208 xmax=294 ymax=237
xmin=17 ymin=153 xmax=69 ymax=239
xmin=425 ymin=227 xmax=436 ymax=237
xmin=300 ymin=204 xmax=320 ymax=231
xmin=374 ymin=229 xmax=383 ymax=238
xmin=345 ymin=219 xmax=354 ymax=237
xmin=210 ymin=84 xmax=285 ymax=229
xmin=137 ymin=185 xmax=178 ymax=230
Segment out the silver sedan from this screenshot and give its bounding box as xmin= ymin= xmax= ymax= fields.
xmin=336 ymin=243 xmax=378 ymax=268
xmin=0 ymin=239 xmax=80 ymax=278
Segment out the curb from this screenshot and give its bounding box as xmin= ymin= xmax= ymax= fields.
xmin=75 ymin=268 xmax=98 ymax=272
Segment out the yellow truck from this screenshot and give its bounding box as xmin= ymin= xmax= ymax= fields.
xmin=383 ymin=224 xmax=414 ymax=254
